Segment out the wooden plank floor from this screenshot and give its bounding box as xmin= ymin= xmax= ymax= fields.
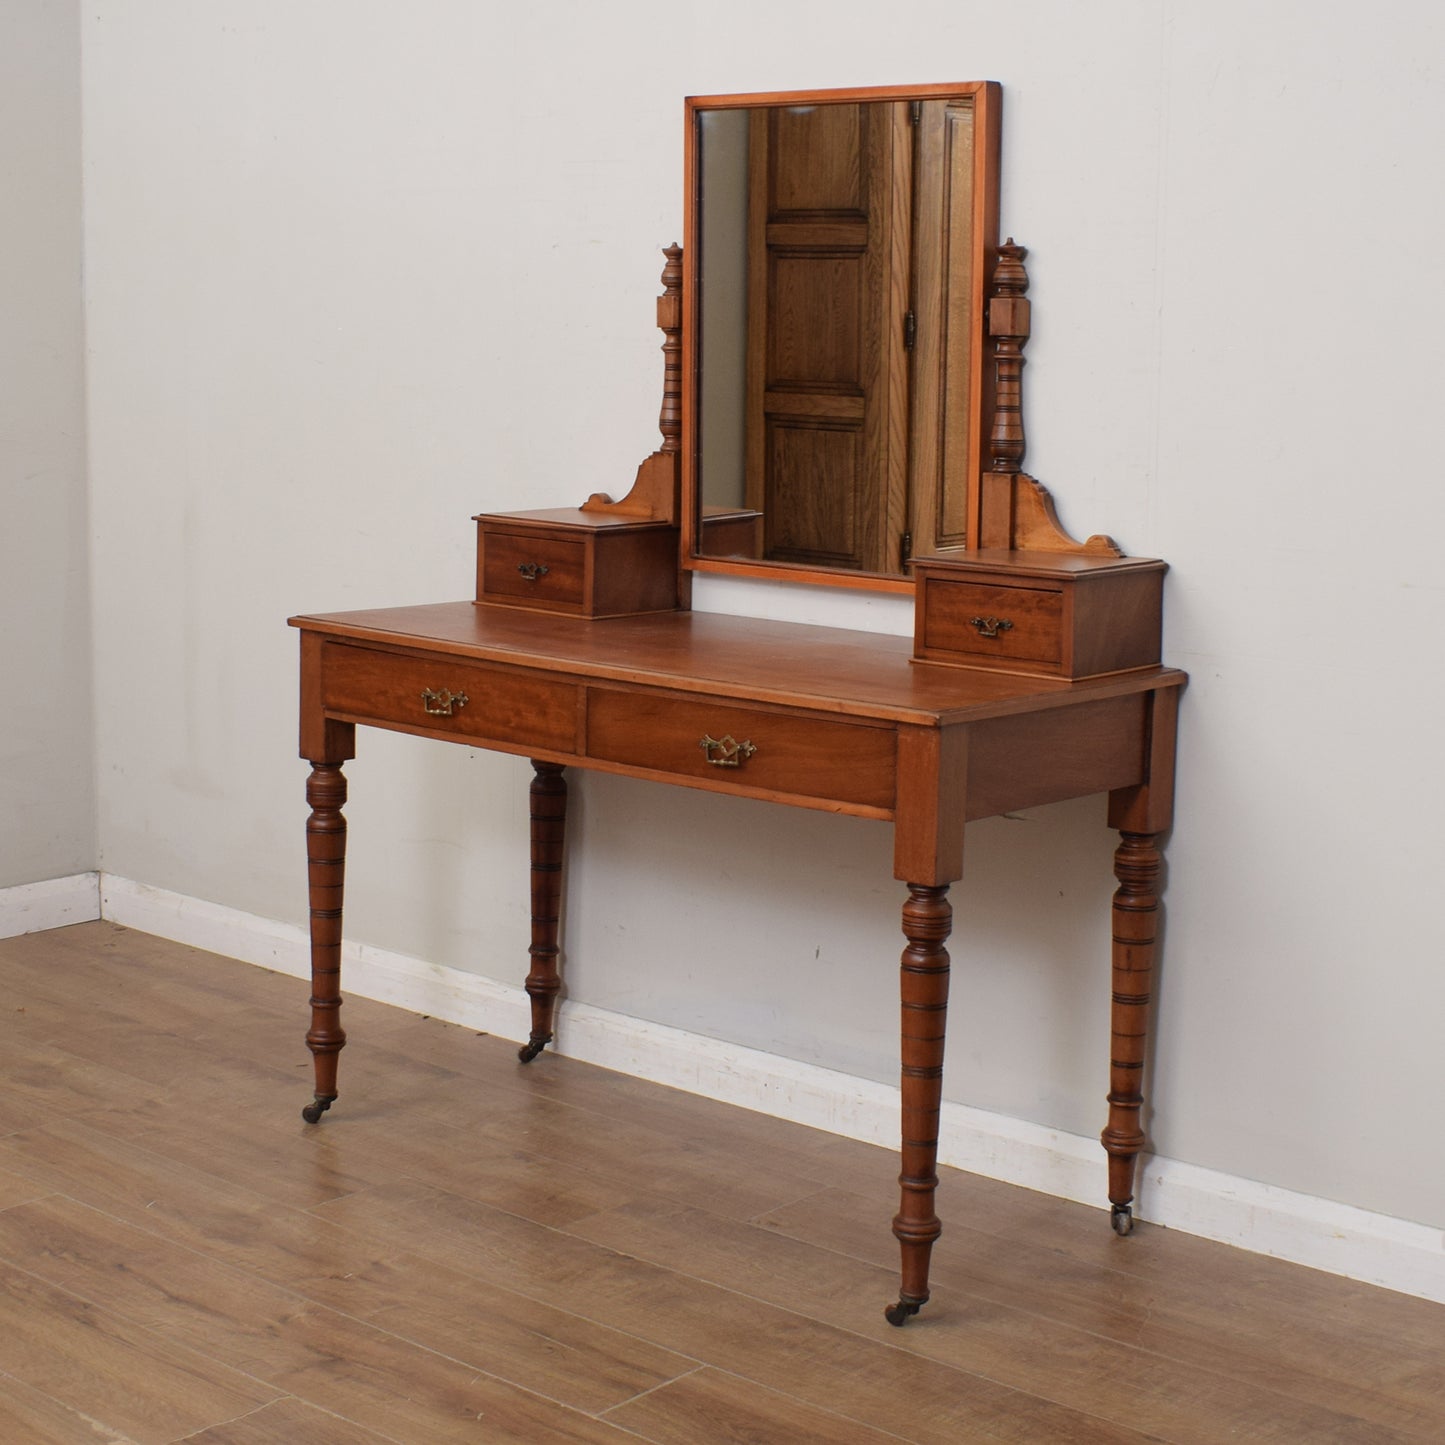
xmin=0 ymin=923 xmax=1441 ymax=1443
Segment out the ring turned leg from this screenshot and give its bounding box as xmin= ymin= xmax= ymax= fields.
xmin=518 ymin=760 xmax=567 ymax=1063
xmin=886 ymin=883 xmax=952 ymax=1326
xmin=1101 ymin=831 xmax=1162 ymax=1234
xmin=302 ymin=761 xmax=348 ymax=1122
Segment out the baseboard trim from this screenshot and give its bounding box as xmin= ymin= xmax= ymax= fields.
xmin=0 ymin=872 xmax=101 ymax=939
xmin=95 ymin=873 xmax=1444 ymax=1306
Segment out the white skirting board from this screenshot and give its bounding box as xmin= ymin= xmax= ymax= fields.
xmin=0 ymin=872 xmax=101 ymax=939
xmin=8 ymin=871 xmax=1436 ymax=1306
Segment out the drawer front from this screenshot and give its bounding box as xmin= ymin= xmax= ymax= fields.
xmin=586 ymin=689 xmax=895 ymax=811
xmin=480 ymin=529 xmax=586 ymax=607
xmin=920 ymin=578 xmax=1063 ymax=664
xmin=322 ymin=643 xmax=578 ymax=751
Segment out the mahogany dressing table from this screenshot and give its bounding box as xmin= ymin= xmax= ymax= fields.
xmin=291 ymin=83 xmax=1184 ymax=1327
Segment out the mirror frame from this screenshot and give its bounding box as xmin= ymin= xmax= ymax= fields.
xmin=681 ymin=82 xmax=1001 ymax=594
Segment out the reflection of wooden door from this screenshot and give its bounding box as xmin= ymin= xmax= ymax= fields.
xmin=908 ymin=96 xmax=988 ymax=558
xmin=745 ymin=103 xmax=911 ymax=573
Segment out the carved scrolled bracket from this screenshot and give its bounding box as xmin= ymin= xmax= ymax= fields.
xmin=580 ymin=244 xmax=683 ymax=524
xmin=990 ymin=472 xmax=1123 ymax=556
xmin=979 ymin=239 xmax=1123 ymax=558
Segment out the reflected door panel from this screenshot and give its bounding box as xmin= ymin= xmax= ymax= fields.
xmin=745 ymin=102 xmax=909 ymax=573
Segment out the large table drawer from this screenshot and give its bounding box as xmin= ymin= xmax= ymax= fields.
xmin=321 ymin=643 xmax=578 ymax=751
xmin=586 ymin=689 xmax=895 ymax=811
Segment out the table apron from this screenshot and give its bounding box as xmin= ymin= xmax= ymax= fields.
xmin=312 ymin=639 xmax=1156 ymax=824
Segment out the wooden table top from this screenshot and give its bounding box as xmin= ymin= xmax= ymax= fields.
xmin=291 ymin=601 xmax=1185 ymax=728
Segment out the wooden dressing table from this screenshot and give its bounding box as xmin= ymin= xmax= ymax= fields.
xmin=291 ymin=83 xmax=1184 ymax=1326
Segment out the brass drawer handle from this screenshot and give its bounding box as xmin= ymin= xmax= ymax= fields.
xmin=699 ymin=734 xmax=757 ymax=768
xmin=517 ymin=562 xmax=550 ymax=581
xmin=968 ymin=616 xmax=1014 ymax=639
xmin=421 ymin=688 xmax=469 ymax=716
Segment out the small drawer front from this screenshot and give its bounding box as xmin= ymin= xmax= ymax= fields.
xmin=586 ymin=690 xmax=895 ymax=811
xmin=480 ymin=529 xmax=586 ymax=607
xmin=921 ymin=579 xmax=1063 ymax=664
xmin=322 ymin=644 xmax=578 ymax=751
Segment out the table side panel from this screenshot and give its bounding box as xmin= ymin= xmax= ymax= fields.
xmin=963 ymin=692 xmax=1148 ymax=820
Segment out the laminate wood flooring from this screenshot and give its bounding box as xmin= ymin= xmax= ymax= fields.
xmin=0 ymin=922 xmax=1440 ymax=1443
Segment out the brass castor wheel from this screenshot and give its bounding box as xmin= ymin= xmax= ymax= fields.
xmin=1111 ymin=1203 xmax=1134 ymax=1236
xmin=883 ymin=1298 xmax=923 ymax=1327
xmin=517 ymin=1037 xmax=549 ymax=1063
xmin=300 ymin=1095 xmax=334 ymax=1124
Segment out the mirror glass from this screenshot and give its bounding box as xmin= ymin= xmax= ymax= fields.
xmin=685 ymin=84 xmax=1000 ymax=587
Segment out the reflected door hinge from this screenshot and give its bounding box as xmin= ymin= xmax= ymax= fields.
xmin=903 ymin=311 xmax=916 ymax=350
xmin=900 ymin=531 xmax=913 ymax=569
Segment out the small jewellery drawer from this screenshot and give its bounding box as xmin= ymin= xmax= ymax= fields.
xmin=478 ymin=530 xmax=586 ymax=608
xmin=920 ymin=580 xmax=1063 ymax=665
xmin=321 ymin=643 xmax=578 ymax=751
xmin=474 ymin=509 xmax=681 ymax=618
xmin=913 ymin=553 xmax=1165 ymax=679
xmin=586 ymin=689 xmax=895 ymax=811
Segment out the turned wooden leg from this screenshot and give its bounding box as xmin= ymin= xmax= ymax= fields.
xmin=518 ymin=760 xmax=567 ymax=1063
xmin=1101 ymin=831 xmax=1162 ymax=1234
xmin=886 ymin=883 xmax=952 ymax=1326
xmin=302 ymin=761 xmax=348 ymax=1122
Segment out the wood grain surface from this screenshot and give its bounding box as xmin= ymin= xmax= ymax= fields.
xmin=1 ymin=922 xmax=1441 ymax=1443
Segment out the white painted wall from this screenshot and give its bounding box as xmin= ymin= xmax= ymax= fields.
xmin=0 ymin=0 xmax=94 ymax=889
xmin=78 ymin=1 xmax=1445 ymax=1232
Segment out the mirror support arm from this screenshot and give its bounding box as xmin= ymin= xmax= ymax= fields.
xmin=978 ymin=240 xmax=1122 ymax=557
xmin=986 ymin=238 xmax=1031 ymax=475
xmin=582 ymin=245 xmax=684 ymax=524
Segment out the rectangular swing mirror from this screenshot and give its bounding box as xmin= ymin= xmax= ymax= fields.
xmin=683 ymin=82 xmax=1001 ymax=591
